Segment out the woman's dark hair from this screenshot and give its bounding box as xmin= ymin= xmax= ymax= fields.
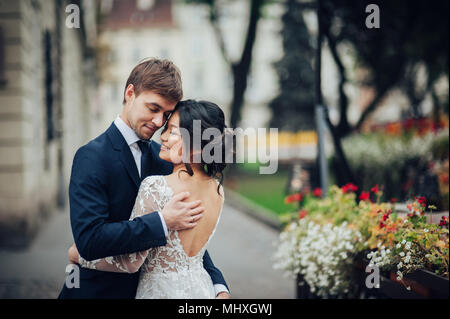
xmin=162 ymin=99 xmax=232 ymax=195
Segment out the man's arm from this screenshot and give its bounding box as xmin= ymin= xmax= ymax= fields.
xmin=69 ymin=148 xmax=166 ymax=261
xmin=203 ymin=250 xmax=230 ymax=297
xmin=70 ymin=148 xmax=205 ymax=261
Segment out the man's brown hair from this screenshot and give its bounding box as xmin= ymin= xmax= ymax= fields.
xmin=123 ymin=58 xmax=183 ymax=104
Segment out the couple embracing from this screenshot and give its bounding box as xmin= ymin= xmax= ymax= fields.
xmin=58 ymin=58 xmax=231 ymax=299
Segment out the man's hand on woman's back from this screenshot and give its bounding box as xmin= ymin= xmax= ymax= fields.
xmin=161 ymin=192 xmax=204 ymax=230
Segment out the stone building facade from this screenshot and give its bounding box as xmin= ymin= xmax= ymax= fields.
xmin=0 ymin=0 xmax=98 ymax=247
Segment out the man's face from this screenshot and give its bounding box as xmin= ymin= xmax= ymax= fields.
xmin=124 ymin=85 xmax=177 ymax=140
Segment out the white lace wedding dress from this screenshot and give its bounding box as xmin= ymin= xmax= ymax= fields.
xmin=78 ymin=175 xmax=224 ymax=299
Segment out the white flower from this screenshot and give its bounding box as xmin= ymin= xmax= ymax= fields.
xmin=273 ymin=219 xmax=361 ymax=298
xmin=397 ymin=262 xmax=403 ymax=268
xmin=402 ymin=240 xmax=406 ymax=245
xmin=424 ymin=229 xmax=429 ymax=233
xmin=396 ymin=243 xmax=401 ymax=249
xmin=399 ymin=252 xmax=405 ymax=257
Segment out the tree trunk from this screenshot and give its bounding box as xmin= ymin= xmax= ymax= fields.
xmin=323 ymin=109 xmax=357 ymax=186
xmin=229 ymin=0 xmax=262 ymax=128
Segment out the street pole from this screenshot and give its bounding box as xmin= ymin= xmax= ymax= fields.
xmin=315 ymin=0 xmax=328 ymax=197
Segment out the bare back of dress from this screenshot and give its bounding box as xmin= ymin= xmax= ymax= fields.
xmin=133 ymin=175 xmax=224 ymax=299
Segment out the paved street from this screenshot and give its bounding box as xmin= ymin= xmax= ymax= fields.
xmin=0 ymin=203 xmax=295 ymax=299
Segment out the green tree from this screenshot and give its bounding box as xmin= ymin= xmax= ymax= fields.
xmin=312 ymin=0 xmax=448 ymax=186
xmin=187 ymin=0 xmax=266 ymax=128
xmin=269 ymin=0 xmax=316 ymax=131
xmin=320 ymin=0 xmax=449 ymax=137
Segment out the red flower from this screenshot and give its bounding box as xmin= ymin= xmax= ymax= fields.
xmin=298 ymin=210 xmax=308 ymax=219
xmin=381 ymin=209 xmax=391 ymax=222
xmin=391 ymin=198 xmax=398 ymax=203
xmin=359 ymin=191 xmax=370 ymax=201
xmin=440 ymin=174 xmax=449 ymax=185
xmin=313 ymin=187 xmax=322 ymax=197
xmin=379 ymin=222 xmax=386 ymax=229
xmin=439 ymin=216 xmax=449 ymax=227
xmin=403 ymin=118 xmax=415 ymax=131
xmin=370 ymin=185 xmax=380 ymax=193
xmin=285 ymin=193 xmax=303 ymax=204
xmin=414 ymin=196 xmax=426 ymax=207
xmin=342 ymin=183 xmax=358 ymax=193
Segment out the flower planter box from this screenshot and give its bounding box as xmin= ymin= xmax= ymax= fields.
xmin=387 ymin=268 xmax=449 ymax=298
xmin=295 ymin=257 xmax=449 ymax=299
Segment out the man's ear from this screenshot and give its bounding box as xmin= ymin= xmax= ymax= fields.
xmin=125 ymin=84 xmax=135 ymax=103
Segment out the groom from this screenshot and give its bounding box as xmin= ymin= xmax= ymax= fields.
xmin=58 ymin=58 xmax=230 ymax=299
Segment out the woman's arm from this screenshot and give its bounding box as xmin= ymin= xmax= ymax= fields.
xmin=70 ymin=148 xmax=166 ymax=261
xmin=69 ymin=243 xmax=148 ymax=273
xmin=72 ymin=176 xmax=163 ymax=273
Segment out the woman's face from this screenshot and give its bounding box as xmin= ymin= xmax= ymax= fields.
xmin=159 ymin=111 xmax=184 ymax=164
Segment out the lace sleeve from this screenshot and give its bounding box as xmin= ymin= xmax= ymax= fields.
xmin=78 ymin=176 xmax=163 ymax=273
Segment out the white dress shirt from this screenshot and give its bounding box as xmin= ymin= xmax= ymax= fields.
xmin=114 ymin=115 xmax=169 ymax=236
xmin=113 ymin=115 xmax=229 ymax=297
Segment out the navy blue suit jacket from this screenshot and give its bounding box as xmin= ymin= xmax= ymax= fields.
xmin=58 ymin=123 xmax=227 ymax=299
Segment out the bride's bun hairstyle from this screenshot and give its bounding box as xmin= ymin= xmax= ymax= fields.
xmin=174 ymin=99 xmax=233 ymax=194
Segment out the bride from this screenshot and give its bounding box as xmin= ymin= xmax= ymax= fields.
xmin=68 ymin=100 xmax=231 ymax=299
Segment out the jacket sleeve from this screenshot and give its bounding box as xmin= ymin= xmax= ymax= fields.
xmin=203 ymin=250 xmax=228 ymax=290
xmin=69 ymin=147 xmax=166 ymax=261
xmin=76 ymin=176 xmax=165 ymax=272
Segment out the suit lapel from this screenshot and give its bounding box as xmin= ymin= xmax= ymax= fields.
xmin=106 ymin=123 xmax=141 ymax=188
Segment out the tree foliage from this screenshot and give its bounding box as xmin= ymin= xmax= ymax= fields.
xmin=269 ymin=0 xmax=316 ymax=131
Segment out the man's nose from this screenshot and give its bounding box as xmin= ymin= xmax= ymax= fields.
xmin=153 ymin=114 xmax=164 ymax=127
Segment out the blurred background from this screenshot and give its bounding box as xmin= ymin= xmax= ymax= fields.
xmin=0 ymin=0 xmax=448 ymax=298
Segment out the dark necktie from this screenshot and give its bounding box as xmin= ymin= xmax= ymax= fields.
xmin=137 ymin=140 xmax=150 ymax=180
